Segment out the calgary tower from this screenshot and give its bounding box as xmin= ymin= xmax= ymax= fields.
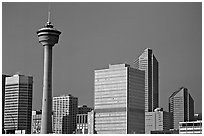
xmin=37 ymin=11 xmax=61 ymax=134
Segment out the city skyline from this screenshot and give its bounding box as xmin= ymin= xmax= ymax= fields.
xmin=2 ymin=2 xmax=202 ymax=114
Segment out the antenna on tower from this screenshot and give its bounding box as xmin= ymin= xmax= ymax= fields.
xmin=48 ymin=3 xmax=51 ymax=23
xmin=45 ymin=3 xmax=53 ymax=28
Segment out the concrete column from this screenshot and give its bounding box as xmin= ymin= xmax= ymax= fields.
xmin=41 ymin=45 xmax=53 ymax=134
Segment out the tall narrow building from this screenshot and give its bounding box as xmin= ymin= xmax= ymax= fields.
xmin=94 ymin=64 xmax=145 ymax=134
xmin=135 ymin=48 xmax=159 ymax=112
xmin=4 ymin=74 xmax=33 ymax=134
xmin=53 ymin=94 xmax=78 ymax=134
xmin=2 ymin=74 xmax=10 ymax=134
xmin=169 ymin=87 xmax=194 ymax=129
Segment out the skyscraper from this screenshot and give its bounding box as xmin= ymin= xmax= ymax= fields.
xmin=2 ymin=74 xmax=10 ymax=134
xmin=37 ymin=12 xmax=61 ymax=134
xmin=4 ymin=74 xmax=33 ymax=134
xmin=135 ymin=48 xmax=159 ymax=112
xmin=169 ymin=87 xmax=194 ymax=129
xmin=94 ymin=64 xmax=145 ymax=134
xmin=53 ymin=94 xmax=78 ymax=134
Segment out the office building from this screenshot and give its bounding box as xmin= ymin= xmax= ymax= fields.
xmin=88 ymin=110 xmax=95 ymax=134
xmin=4 ymin=74 xmax=33 ymax=134
xmin=2 ymin=74 xmax=10 ymax=134
xmin=145 ymin=108 xmax=173 ymax=134
xmin=179 ymin=120 xmax=202 ymax=134
xmin=31 ymin=110 xmax=42 ymax=134
xmin=135 ymin=48 xmax=159 ymax=112
xmin=169 ymin=87 xmax=194 ymax=129
xmin=31 ymin=110 xmax=54 ymax=134
xmin=37 ymin=11 xmax=61 ymax=134
xmin=76 ymin=105 xmax=93 ymax=134
xmin=53 ymin=94 xmax=78 ymax=134
xmin=94 ymin=63 xmax=145 ymax=134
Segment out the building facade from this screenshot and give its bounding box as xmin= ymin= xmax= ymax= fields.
xmin=169 ymin=87 xmax=194 ymax=129
xmin=88 ymin=110 xmax=95 ymax=134
xmin=31 ymin=110 xmax=42 ymax=134
xmin=4 ymin=74 xmax=33 ymax=134
xmin=2 ymin=74 xmax=10 ymax=134
xmin=135 ymin=48 xmax=159 ymax=112
xmin=94 ymin=64 xmax=145 ymax=134
xmin=145 ymin=108 xmax=173 ymax=134
xmin=53 ymin=94 xmax=78 ymax=134
xmin=179 ymin=120 xmax=202 ymax=134
xmin=76 ymin=105 xmax=93 ymax=134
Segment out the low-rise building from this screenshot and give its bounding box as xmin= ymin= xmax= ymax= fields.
xmin=76 ymin=105 xmax=93 ymax=134
xmin=179 ymin=120 xmax=202 ymax=134
xmin=145 ymin=108 xmax=173 ymax=134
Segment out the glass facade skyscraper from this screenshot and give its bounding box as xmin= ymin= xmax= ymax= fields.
xmin=94 ymin=64 xmax=145 ymax=134
xmin=135 ymin=48 xmax=159 ymax=112
xmin=4 ymin=74 xmax=33 ymax=134
xmin=169 ymin=87 xmax=194 ymax=129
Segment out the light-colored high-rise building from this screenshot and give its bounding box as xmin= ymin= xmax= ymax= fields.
xmin=53 ymin=94 xmax=78 ymax=134
xmin=4 ymin=74 xmax=33 ymax=134
xmin=135 ymin=48 xmax=159 ymax=112
xmin=94 ymin=64 xmax=145 ymax=134
xmin=169 ymin=87 xmax=194 ymax=129
xmin=145 ymin=108 xmax=173 ymax=134
xmin=2 ymin=74 xmax=10 ymax=134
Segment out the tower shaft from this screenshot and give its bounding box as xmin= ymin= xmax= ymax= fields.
xmin=41 ymin=45 xmax=53 ymax=134
xmin=37 ymin=20 xmax=61 ymax=134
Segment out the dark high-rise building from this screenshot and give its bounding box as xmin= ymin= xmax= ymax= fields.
xmin=4 ymin=74 xmax=33 ymax=134
xmin=135 ymin=48 xmax=159 ymax=112
xmin=169 ymin=87 xmax=194 ymax=129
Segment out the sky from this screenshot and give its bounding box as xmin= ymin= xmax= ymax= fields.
xmin=2 ymin=2 xmax=202 ymax=113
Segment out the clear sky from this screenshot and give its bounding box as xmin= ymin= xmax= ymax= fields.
xmin=2 ymin=2 xmax=202 ymax=113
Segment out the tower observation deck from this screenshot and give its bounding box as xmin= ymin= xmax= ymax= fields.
xmin=37 ymin=18 xmax=61 ymax=134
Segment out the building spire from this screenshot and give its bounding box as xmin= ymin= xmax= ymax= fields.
xmin=45 ymin=3 xmax=53 ymax=28
xmin=47 ymin=3 xmax=51 ymax=23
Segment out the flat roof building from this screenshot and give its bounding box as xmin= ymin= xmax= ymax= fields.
xmin=145 ymin=108 xmax=173 ymax=134
xmin=179 ymin=120 xmax=202 ymax=134
xmin=76 ymin=105 xmax=93 ymax=134
xmin=53 ymin=94 xmax=78 ymax=134
xmin=4 ymin=74 xmax=33 ymax=134
xmin=94 ymin=63 xmax=145 ymax=134
xmin=31 ymin=110 xmax=42 ymax=134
